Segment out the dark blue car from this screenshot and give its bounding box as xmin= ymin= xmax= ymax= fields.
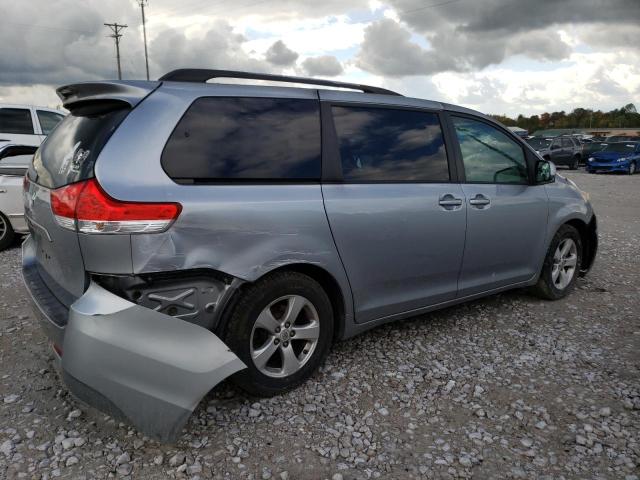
xmin=586 ymin=142 xmax=640 ymax=174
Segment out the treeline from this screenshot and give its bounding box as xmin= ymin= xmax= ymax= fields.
xmin=490 ymin=104 xmax=640 ymax=132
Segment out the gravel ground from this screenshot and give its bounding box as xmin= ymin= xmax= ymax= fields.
xmin=1 ymin=170 xmax=639 ymax=480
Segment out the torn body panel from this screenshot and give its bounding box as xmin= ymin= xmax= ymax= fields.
xmin=23 ymin=236 xmax=245 ymax=442
xmin=94 ymin=270 xmax=242 ymax=331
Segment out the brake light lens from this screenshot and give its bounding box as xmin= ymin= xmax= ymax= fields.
xmin=50 ymin=179 xmax=181 ymax=234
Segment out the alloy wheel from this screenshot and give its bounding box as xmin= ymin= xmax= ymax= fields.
xmin=0 ymin=215 xmax=6 ymax=242
xmin=250 ymin=295 xmax=320 ymax=378
xmin=551 ymin=238 xmax=578 ymax=290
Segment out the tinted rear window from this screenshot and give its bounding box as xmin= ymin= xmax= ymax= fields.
xmin=30 ymin=106 xmax=129 ymax=188
xmin=161 ymin=97 xmax=321 ymax=182
xmin=0 ymin=108 xmax=34 ymax=134
xmin=332 ymin=106 xmax=449 ymax=182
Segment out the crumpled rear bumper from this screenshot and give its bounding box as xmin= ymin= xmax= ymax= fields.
xmin=22 ymin=236 xmax=246 ymax=442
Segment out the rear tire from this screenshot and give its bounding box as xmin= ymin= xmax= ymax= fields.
xmin=530 ymin=224 xmax=582 ymax=300
xmin=0 ymin=213 xmax=15 ymax=251
xmin=224 ymin=271 xmax=334 ymax=397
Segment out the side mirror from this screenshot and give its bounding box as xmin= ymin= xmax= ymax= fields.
xmin=536 ymin=160 xmax=556 ymax=184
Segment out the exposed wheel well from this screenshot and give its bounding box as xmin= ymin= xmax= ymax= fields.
xmin=564 ymin=216 xmax=597 ymax=275
xmin=216 ymin=264 xmax=346 ymax=343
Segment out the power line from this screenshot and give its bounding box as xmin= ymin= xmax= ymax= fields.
xmin=394 ymin=0 xmax=465 ymax=16
xmin=104 ymin=23 xmax=128 ymax=80
xmin=1 ymin=21 xmax=95 ymax=35
xmin=155 ymin=0 xmax=231 ymax=19
xmin=157 ymin=0 xmax=271 ymax=19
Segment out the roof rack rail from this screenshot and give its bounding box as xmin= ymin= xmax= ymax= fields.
xmin=158 ymin=69 xmax=402 ymax=96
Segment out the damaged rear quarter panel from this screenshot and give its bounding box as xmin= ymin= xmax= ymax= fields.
xmin=129 ymin=184 xmax=353 ymax=321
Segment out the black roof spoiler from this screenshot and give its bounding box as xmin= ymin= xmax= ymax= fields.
xmin=159 ymin=69 xmax=402 ymax=96
xmin=56 ymin=81 xmax=161 ymax=111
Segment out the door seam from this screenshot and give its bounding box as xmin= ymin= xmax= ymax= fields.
xmin=319 ymin=184 xmax=356 ymax=324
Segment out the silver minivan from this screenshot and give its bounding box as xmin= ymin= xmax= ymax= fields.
xmin=22 ymin=70 xmax=597 ymax=441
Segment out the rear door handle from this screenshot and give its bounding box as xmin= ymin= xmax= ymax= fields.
xmin=469 ymin=194 xmax=491 ymax=208
xmin=438 ymin=194 xmax=463 ymax=210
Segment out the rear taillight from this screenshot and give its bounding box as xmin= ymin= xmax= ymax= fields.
xmin=50 ymin=179 xmax=181 ymax=234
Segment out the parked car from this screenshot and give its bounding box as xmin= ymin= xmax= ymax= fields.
xmin=22 ymin=70 xmax=598 ymax=441
xmin=537 ymin=135 xmax=582 ymax=169
xmin=582 ymin=140 xmax=608 ymax=160
xmin=604 ymin=135 xmax=640 ymax=143
xmin=0 ymin=104 xmax=66 ymax=147
xmin=525 ymin=137 xmax=552 ymax=152
xmin=586 ymin=141 xmax=640 ymax=174
xmin=0 ymin=143 xmax=36 ymax=249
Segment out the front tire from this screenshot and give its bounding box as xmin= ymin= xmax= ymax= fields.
xmin=0 ymin=213 xmax=15 ymax=251
xmin=530 ymin=224 xmax=582 ymax=300
xmin=629 ymin=162 xmax=636 ymax=175
xmin=224 ymin=271 xmax=334 ymax=397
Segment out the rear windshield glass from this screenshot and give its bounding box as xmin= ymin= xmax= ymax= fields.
xmin=30 ymin=105 xmax=129 ymax=188
xmin=161 ymin=97 xmax=321 ymax=182
xmin=602 ymin=143 xmax=637 ymax=152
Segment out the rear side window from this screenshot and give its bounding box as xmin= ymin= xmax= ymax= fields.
xmin=162 ymin=97 xmax=321 ymax=182
xmin=331 ymin=106 xmax=449 ymax=182
xmin=37 ymin=110 xmax=65 ymax=135
xmin=31 ymin=105 xmax=129 ymax=188
xmin=0 ymin=108 xmax=34 ymax=134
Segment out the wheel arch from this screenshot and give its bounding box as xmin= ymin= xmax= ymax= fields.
xmin=564 ymin=216 xmax=597 ymax=276
xmin=216 ymin=263 xmax=348 ymax=343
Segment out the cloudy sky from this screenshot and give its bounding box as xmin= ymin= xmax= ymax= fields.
xmin=1 ymin=0 xmax=639 ymax=116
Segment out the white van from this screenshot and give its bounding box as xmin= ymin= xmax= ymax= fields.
xmin=0 ymin=104 xmax=66 ymax=146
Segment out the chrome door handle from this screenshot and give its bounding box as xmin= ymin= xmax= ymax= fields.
xmin=469 ymin=194 xmax=490 ymax=208
xmin=438 ymin=194 xmax=463 ymax=210
xmin=439 ymin=199 xmax=463 ymax=206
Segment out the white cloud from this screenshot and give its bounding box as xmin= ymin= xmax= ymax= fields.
xmin=431 ymin=50 xmax=640 ymax=115
xmin=0 ymin=84 xmax=62 ymax=109
xmin=241 ymin=16 xmax=366 ymax=58
xmin=301 ymin=55 xmax=343 ymax=77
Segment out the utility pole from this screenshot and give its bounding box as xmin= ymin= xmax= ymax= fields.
xmin=104 ymin=22 xmax=128 ymax=80
xmin=138 ymin=0 xmax=150 ymax=80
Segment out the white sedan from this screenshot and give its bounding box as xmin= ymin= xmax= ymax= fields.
xmin=0 ymin=143 xmax=35 ymax=250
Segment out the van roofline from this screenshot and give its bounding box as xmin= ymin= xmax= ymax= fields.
xmin=159 ymin=68 xmax=402 ymax=96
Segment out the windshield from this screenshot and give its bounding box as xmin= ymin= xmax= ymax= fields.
xmin=526 ymin=138 xmax=551 ymax=150
xmin=601 ymin=143 xmax=637 ymax=153
xmin=586 ymin=142 xmax=606 ymax=151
